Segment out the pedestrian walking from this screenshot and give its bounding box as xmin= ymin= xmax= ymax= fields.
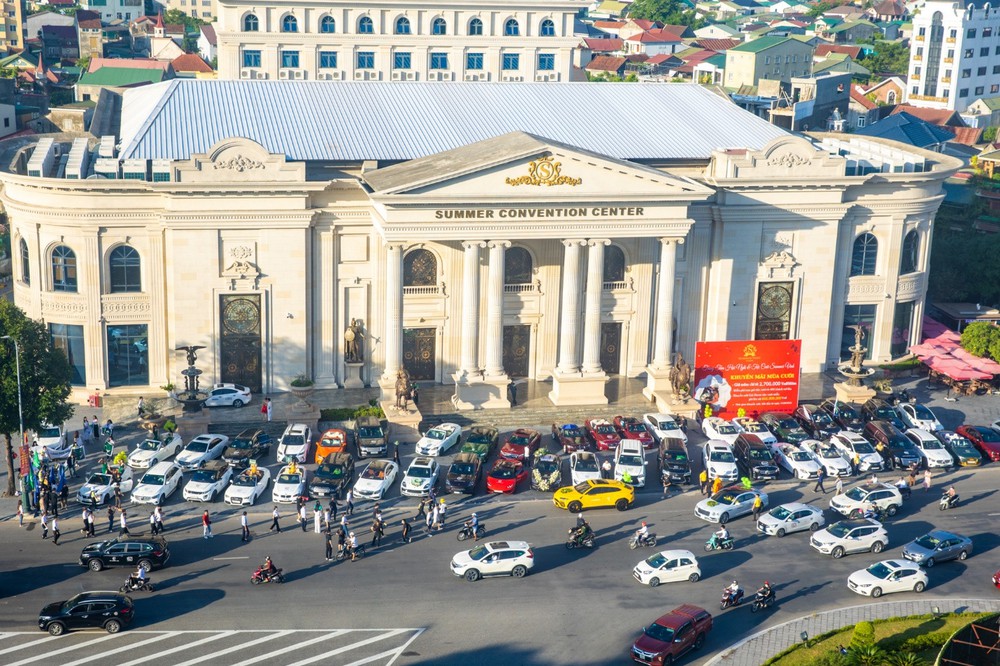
xmin=241 ymin=511 xmax=250 ymax=542
xmin=393 ymin=443 xmax=401 ymax=466
xmin=87 ymin=508 xmax=95 ymax=536
xmin=202 ymin=510 xmax=213 ymax=538
xmin=91 ymin=416 xmax=100 ymax=441
xmin=40 ymin=511 xmax=49 ymax=539
xmin=149 ymin=511 xmax=158 ymax=536
xmin=113 ymin=484 xmax=122 ymax=509
xmin=67 ymin=449 xmax=77 ymax=478
xmin=370 ymin=519 xmax=383 ymax=547
xmin=16 ymin=503 xmax=23 ymax=527
xmin=264 ymin=397 xmax=273 ymax=422
xmin=752 ymin=494 xmax=763 ymax=522
xmin=270 ymin=506 xmax=281 ymax=533
xmin=325 ymin=530 xmax=334 ymax=561
xmin=699 ymin=469 xmax=709 ymax=495
xmin=438 ymin=499 xmax=447 ymax=528
xmin=60 ymin=482 xmax=69 ymax=510
xmin=323 ymin=508 xmax=331 ymax=531
xmin=414 ymin=497 xmax=428 ymax=519
xmin=662 ymin=473 xmax=673 ymax=498
xmin=299 ymin=505 xmax=308 ymax=532
xmin=337 ymin=527 xmax=346 ymax=556
xmin=345 ymin=490 xmax=354 ymax=516
xmin=814 ymin=467 xmax=827 ymax=494
xmin=119 ymin=510 xmax=130 ymax=537
xmin=851 ymin=453 xmax=860 ymax=476
xmin=923 ymin=468 xmax=932 ymax=491
xmin=153 ymin=507 xmax=164 ymax=534
xmin=340 ymin=514 xmax=349 ymax=531
xmin=329 ymin=498 xmax=338 ymax=522
xmin=400 ymin=518 xmax=411 ymax=544
xmin=427 ymin=504 xmax=437 ymax=533
xmin=137 ymin=396 xmax=145 ymax=418
xmin=711 ymin=476 xmax=723 ymax=496
xmin=835 ymin=477 xmax=844 ymax=496
xmin=507 ymin=380 xmax=518 ymax=406
xmin=314 ymin=507 xmax=322 ymax=533
xmin=51 ymin=517 xmax=61 ymax=545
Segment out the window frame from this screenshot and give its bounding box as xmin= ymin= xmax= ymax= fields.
xmin=108 ymin=245 xmax=142 ymax=294
xmin=502 ymin=53 xmax=520 ymax=70
xmin=243 ymin=13 xmax=258 ymax=32
xmin=504 ymin=18 xmax=520 ymax=37
xmin=51 ymin=245 xmax=78 ymax=293
xmin=395 ymin=16 xmax=411 ymax=35
xmin=540 ymin=18 xmax=555 ymax=36
xmin=468 ymin=17 xmax=483 ymax=36
xmin=19 ymin=237 xmax=29 ymax=284
xmin=850 ymin=232 xmax=878 ymax=277
xmin=358 ymin=16 xmax=374 ymax=34
xmin=432 ymin=17 xmax=447 ymax=35
xmin=320 ymin=15 xmax=335 ymax=34
xmin=281 ymin=14 xmax=298 ymax=33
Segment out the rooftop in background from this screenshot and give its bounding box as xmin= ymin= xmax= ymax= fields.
xmin=855 ymin=112 xmax=956 ymax=149
xmin=79 ymin=67 xmax=168 ymax=88
xmin=728 ymin=36 xmax=798 ymax=53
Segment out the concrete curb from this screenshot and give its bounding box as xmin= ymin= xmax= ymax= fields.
xmin=702 ymin=598 xmax=999 ymax=666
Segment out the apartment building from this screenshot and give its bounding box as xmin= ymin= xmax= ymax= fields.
xmin=0 ymin=0 xmax=25 ymax=54
xmin=724 ymin=36 xmax=813 ymax=89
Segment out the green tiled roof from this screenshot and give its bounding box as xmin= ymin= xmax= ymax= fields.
xmin=727 ymin=36 xmax=792 ymax=53
xmin=828 ymin=19 xmax=879 ymax=34
xmin=974 ymin=96 xmax=1000 ymax=111
xmin=78 ymin=67 xmax=166 ymax=87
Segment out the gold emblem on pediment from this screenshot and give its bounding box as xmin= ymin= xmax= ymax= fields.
xmin=505 ymin=156 xmax=582 ymax=187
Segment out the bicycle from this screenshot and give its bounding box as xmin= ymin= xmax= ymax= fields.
xmin=336 ymin=544 xmax=366 ymax=562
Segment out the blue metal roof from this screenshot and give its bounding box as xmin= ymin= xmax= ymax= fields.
xmin=855 ymin=112 xmax=955 ymax=149
xmin=118 ymin=80 xmax=788 ymax=162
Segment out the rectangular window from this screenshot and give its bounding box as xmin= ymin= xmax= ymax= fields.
xmin=502 ymin=53 xmax=520 ymax=70
xmin=964 ymin=49 xmax=974 ymax=58
xmin=537 ymin=53 xmax=555 ymax=71
xmin=280 ymin=50 xmax=299 ymax=68
xmin=357 ymin=51 xmax=374 ymax=69
xmin=50 ymin=324 xmax=86 ymax=385
xmin=319 ymin=51 xmax=337 ymax=68
xmin=961 ymin=68 xmax=971 ymax=78
xmin=994 ymin=65 xmax=1000 ymax=74
xmin=857 ymin=117 xmax=866 ymax=128
xmin=911 ymin=86 xmax=918 ymax=95
xmin=959 ymin=88 xmax=968 ymax=98
xmin=430 ymin=52 xmax=448 ymax=69
xmin=944 ymin=89 xmax=950 ymax=98
xmin=841 ymin=305 xmax=877 ymax=362
xmin=947 ymin=49 xmax=954 ymax=58
xmin=466 ymin=52 xmax=483 ymax=70
xmin=890 ymin=301 xmax=915 ymax=358
xmin=985 ymin=27 xmax=993 ymax=37
xmin=978 ymin=66 xmax=987 ymax=75
xmin=918 ymin=27 xmax=926 ymax=36
xmin=914 ymin=66 xmax=921 ymax=76
xmin=967 ymin=28 xmax=977 ymax=38
xmin=950 ymin=29 xmax=957 ymax=38
xmin=152 ymin=172 xmax=170 ymax=182
xmin=996 ymin=46 xmax=1000 ymax=55
xmin=982 ymin=47 xmax=990 ymax=57
xmin=107 ymin=324 xmax=148 ymax=387
xmin=764 ymin=55 xmax=770 ymax=64
xmin=242 ymin=49 xmax=261 ymax=68
xmin=976 ymin=86 xmax=984 ymax=95
xmin=992 ymin=84 xmax=999 ymax=94
xmin=944 ymin=69 xmax=952 ymax=78
xmin=916 ymin=47 xmax=923 ymax=56
xmin=394 ymin=51 xmax=411 ymax=69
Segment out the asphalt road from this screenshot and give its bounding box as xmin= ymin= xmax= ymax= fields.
xmin=2 ymin=425 xmax=999 ymax=666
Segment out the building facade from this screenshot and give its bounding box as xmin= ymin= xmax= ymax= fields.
xmin=0 ymin=81 xmax=958 ymax=409
xmin=724 ymin=36 xmax=814 ymax=89
xmin=0 ymin=0 xmax=25 ymax=54
xmin=165 ymin=0 xmax=218 ymax=21
xmin=80 ymin=0 xmax=144 ymax=23
xmin=908 ymin=0 xmax=1000 ymax=113
xmin=214 ymin=0 xmax=588 ymax=82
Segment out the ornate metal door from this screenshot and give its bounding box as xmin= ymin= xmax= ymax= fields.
xmin=600 ymin=322 xmax=622 ymax=375
xmin=403 ymin=328 xmax=436 ymax=381
xmin=503 ymin=325 xmax=530 ymax=378
xmin=220 ymin=295 xmax=262 ymax=392
xmin=754 ymin=282 xmax=794 ymax=340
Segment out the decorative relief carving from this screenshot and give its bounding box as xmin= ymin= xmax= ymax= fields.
xmin=897 ymin=274 xmax=923 ymax=297
xmin=40 ymin=297 xmax=88 ymax=315
xmin=847 ymin=277 xmax=887 ymax=299
xmin=759 ymin=249 xmax=798 ymax=279
xmin=225 ymin=245 xmax=258 ymax=276
xmin=213 ymin=155 xmax=265 ymax=172
xmin=766 ymin=152 xmax=811 ymax=168
xmin=505 ymin=156 xmax=582 ymax=187
xmin=102 ymin=299 xmax=151 ymax=315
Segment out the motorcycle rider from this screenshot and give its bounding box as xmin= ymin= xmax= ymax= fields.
xmin=724 ymin=579 xmax=742 ymax=603
xmin=258 ymin=555 xmax=277 ymax=581
xmin=755 ymin=580 xmax=774 ymax=604
xmin=464 ymin=512 xmax=481 ymax=541
xmin=863 ymin=501 xmax=881 ymax=520
xmin=635 ymin=521 xmax=651 ymax=545
xmin=943 ymin=485 xmax=958 ymax=507
xmin=127 ymin=565 xmax=146 ymax=590
xmin=348 ymin=531 xmax=359 ymax=561
xmin=569 ymin=519 xmax=592 ymax=546
xmin=710 ymin=525 xmax=731 ymax=548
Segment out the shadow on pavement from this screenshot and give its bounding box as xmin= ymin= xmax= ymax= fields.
xmin=970 ymin=531 xmax=999 ymax=557
xmin=404 ymin=644 xmax=612 ymax=666
xmin=778 ymin=580 xmax=832 ymax=603
xmin=927 ymin=561 xmax=969 ymax=589
xmin=699 ymin=550 xmax=752 ymax=581
xmin=131 ymin=588 xmax=226 ymax=625
xmin=0 ymin=561 xmax=86 ymax=599
xmin=156 ymin=564 xmax=229 ymax=591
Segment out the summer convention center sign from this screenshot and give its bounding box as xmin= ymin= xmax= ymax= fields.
xmin=693 ymin=340 xmax=802 ymax=419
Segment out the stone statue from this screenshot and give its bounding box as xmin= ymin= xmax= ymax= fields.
xmin=668 ymin=353 xmax=692 ymax=400
xmin=847 ymin=324 xmax=867 ymax=371
xmin=394 ymin=369 xmax=411 ymax=410
xmin=848 ymin=324 xmax=865 ymax=349
xmin=344 ymin=319 xmax=365 ymax=363
xmin=177 ymin=345 xmax=205 ymax=369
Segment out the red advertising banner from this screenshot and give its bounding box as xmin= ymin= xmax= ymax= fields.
xmin=693 ymin=340 xmax=801 ymax=419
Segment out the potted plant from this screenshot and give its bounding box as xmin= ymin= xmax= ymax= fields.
xmin=289 ymin=374 xmax=315 ymax=404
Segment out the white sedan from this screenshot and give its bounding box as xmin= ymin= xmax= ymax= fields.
xmin=773 ymin=443 xmax=821 ymax=480
xmin=31 ymin=434 xmax=73 ymax=460
xmin=77 ymin=468 xmax=134 ymax=505
xmin=225 ymin=467 xmax=272 ymax=506
xmin=905 ymin=429 xmax=954 ymax=468
xmin=733 ymin=418 xmax=777 ymax=447
xmin=847 ymin=559 xmax=928 ymax=598
xmin=415 ymin=423 xmax=462 ymax=456
xmin=175 ymin=434 xmax=230 ymax=470
xmin=271 ymin=465 xmax=307 ymax=503
xmin=127 ymin=434 xmax=184 ymax=470
xmin=800 ymin=440 xmax=852 ymax=477
xmin=701 ymin=417 xmax=741 ymax=446
xmin=897 ymin=403 xmax=943 ymax=432
xmin=642 ymin=413 xmax=688 ymax=444
xmin=756 ymin=502 xmax=825 ymax=537
xmin=569 ymin=451 xmax=601 ymax=485
xmin=203 ymin=383 xmax=253 ymax=408
xmin=632 ymin=549 xmax=701 ymax=587
xmin=353 ymin=459 xmax=399 ymax=500
xmin=400 ymin=457 xmax=440 ymax=497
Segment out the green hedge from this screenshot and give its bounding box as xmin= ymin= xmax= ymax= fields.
xmin=319 ymin=400 xmax=385 ymax=422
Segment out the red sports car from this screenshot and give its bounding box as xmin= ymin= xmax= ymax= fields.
xmin=614 ymin=416 xmax=655 ymax=449
xmin=500 ymin=429 xmax=541 ymax=461
xmin=956 ymin=425 xmax=1000 ymax=462
xmin=993 ymin=568 xmax=1000 ymax=590
xmin=486 ymin=459 xmax=527 ymax=494
xmin=584 ymin=419 xmax=621 ymax=451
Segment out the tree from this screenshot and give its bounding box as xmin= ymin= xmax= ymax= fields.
xmin=984 ymin=126 xmax=998 ymax=142
xmin=849 ymin=621 xmax=876 ymax=653
xmin=0 ymin=301 xmax=75 ymax=496
xmin=627 ymin=0 xmax=704 ymax=29
xmin=858 ymin=41 xmax=910 ymax=77
xmin=960 ymin=321 xmax=999 ymax=359
xmin=807 ymin=1 xmax=840 ymax=18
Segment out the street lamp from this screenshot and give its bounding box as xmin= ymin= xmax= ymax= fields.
xmin=1 ymin=335 xmax=25 ymax=510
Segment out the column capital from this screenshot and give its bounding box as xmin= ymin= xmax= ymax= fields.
xmin=487 ymin=240 xmax=512 ymax=250
xmin=384 ymin=242 xmax=406 ymax=252
xmin=462 ymin=240 xmax=487 ymax=250
xmin=658 ymin=237 xmax=685 ymax=246
xmin=586 ymin=238 xmax=611 ymax=247
xmin=561 ymin=238 xmax=587 ymax=248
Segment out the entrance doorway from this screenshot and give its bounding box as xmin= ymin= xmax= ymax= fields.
xmin=600 ymin=322 xmax=622 ymax=375
xmin=503 ymin=325 xmax=531 ymax=378
xmin=219 ymin=294 xmax=262 ymax=392
xmin=403 ymin=327 xmax=436 ymax=381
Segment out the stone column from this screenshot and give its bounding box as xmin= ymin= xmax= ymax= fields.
xmin=483 ymin=240 xmax=510 ymax=378
xmin=381 ymin=243 xmax=404 ymax=382
xmin=581 ymin=239 xmax=610 ymax=374
xmin=459 ymin=241 xmax=485 ymax=377
xmin=556 ymin=239 xmax=586 ymax=375
xmin=651 ymin=238 xmax=680 ymax=370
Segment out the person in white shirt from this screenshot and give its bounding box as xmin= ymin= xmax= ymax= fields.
xmin=241 ymin=511 xmax=250 ymax=542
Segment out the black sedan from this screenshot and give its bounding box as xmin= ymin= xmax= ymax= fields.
xmin=793 ymin=404 xmax=840 ymax=439
xmin=309 ymin=452 xmax=355 ymax=498
xmin=80 ymin=536 xmax=170 ymax=572
xmin=39 ymin=592 xmax=135 ymax=635
xmin=819 ymin=399 xmax=865 ymax=432
xmin=445 ymin=452 xmax=482 ymax=494
xmin=222 ymin=428 xmax=273 ymax=470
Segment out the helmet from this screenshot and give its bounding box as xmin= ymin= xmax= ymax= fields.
xmin=732 ymin=580 xmax=738 ymax=586
xmin=641 ymin=522 xmax=647 ymax=527
xmin=349 ymin=531 xmax=355 ymax=537
xmin=472 ymin=513 xmax=477 ymax=517
xmin=764 ymin=581 xmax=770 ymax=587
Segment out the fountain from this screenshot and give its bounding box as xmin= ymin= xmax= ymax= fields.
xmin=174 ymin=345 xmax=209 ymax=413
xmin=834 ymin=325 xmax=876 ymax=404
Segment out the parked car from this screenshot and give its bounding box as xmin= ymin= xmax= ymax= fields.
xmin=584 ymin=418 xmax=621 ymax=451
xmin=800 ymin=439 xmax=852 ymax=477
xmin=569 ymin=451 xmax=601 ymax=485
xmin=792 ymin=404 xmax=840 ymax=439
xmin=224 ymin=467 xmax=271 ymax=506
xmin=732 ymin=418 xmax=777 ymax=447
xmin=643 ymin=412 xmax=688 ymax=444
xmin=222 ymin=429 xmax=273 ymax=470
xmin=415 ymin=423 xmax=462 ymax=457
xmin=32 ymin=423 xmax=64 ymax=451
xmin=658 ymin=437 xmax=692 ymax=484
xmin=701 ymin=417 xmax=741 ymax=446
xmin=500 ymin=428 xmax=542 ymax=462
xmin=695 ymin=486 xmax=768 ymax=524
xmin=271 ymin=464 xmax=308 ymax=504
xmin=276 ymin=423 xmax=313 ymax=464
xmin=352 ymin=460 xmax=398 ymax=501
xmin=829 ymin=483 xmax=904 ymax=518
xmin=733 ymin=433 xmax=780 ymax=480
xmin=203 ymin=382 xmax=252 ymax=408
xmin=80 ymin=535 xmax=170 ymax=572
xmin=77 ymin=467 xmax=134 ymax=505
xmin=934 ymin=430 xmax=983 ymax=467
xmin=848 ymin=559 xmax=927 ymax=597
xmin=861 ymin=398 xmax=907 ymax=431
xmin=314 ymin=428 xmax=348 ymax=464
xmin=551 ymin=423 xmax=587 ymax=454
xmin=901 ymin=530 xmax=973 ymax=568
xmin=632 ymin=550 xmax=701 ymax=587
xmin=818 ymin=398 xmax=865 ymax=432
xmin=703 ymin=440 xmax=739 ymax=482
xmin=445 ymin=452 xmax=482 ymax=494
xmin=308 ymin=452 xmax=354 ymax=499
xmin=460 ymin=426 xmax=499 ymax=460
xmin=904 ymin=429 xmax=954 ymax=468
xmin=760 ymin=412 xmax=809 ymax=444
xmin=354 ymin=416 xmax=388 ymax=459
xmin=400 ymin=457 xmax=441 ymax=497
xmin=182 ymin=460 xmax=233 ymax=502
xmin=552 ymin=479 xmax=634 ymax=513
xmin=757 ymin=502 xmax=825 ymax=537
xmin=531 ymin=453 xmax=563 ymax=491
xmin=615 ymin=416 xmax=655 ymax=448
xmin=486 ymin=459 xmax=528 ymax=494
xmin=862 ymin=421 xmax=922 ymax=469
xmin=631 ymin=605 xmax=712 ymax=666
xmin=614 ymin=441 xmax=647 ymax=487
xmin=956 ymin=425 xmax=1000 ymax=462
xmin=810 ymin=518 xmax=889 ymax=558
xmin=38 ymin=592 xmax=135 ymax=636
xmin=830 ymin=431 xmax=884 ymax=472
xmin=772 ymin=443 xmax=821 ymax=480
xmin=897 ymin=403 xmax=943 ymax=432
xmin=131 ymin=462 xmax=184 ymax=506
xmin=450 ymin=541 xmax=534 ymax=582
xmin=175 ymin=434 xmax=229 ymax=471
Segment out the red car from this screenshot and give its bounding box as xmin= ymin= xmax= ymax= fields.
xmin=552 ymin=423 xmax=588 ymax=454
xmin=500 ymin=429 xmax=541 ymax=462
xmin=585 ymin=419 xmax=621 ymax=451
xmin=956 ymin=425 xmax=1000 ymax=462
xmin=993 ymin=569 xmax=1000 ymax=590
xmin=615 ymin=416 xmax=655 ymax=449
xmin=486 ymin=459 xmax=527 ymax=493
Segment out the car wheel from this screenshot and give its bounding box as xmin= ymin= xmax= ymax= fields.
xmin=649 ymin=577 xmax=660 ymax=588
xmin=719 ymin=512 xmax=730 ymax=525
xmin=694 ymin=633 xmax=705 ymax=650
xmin=89 ymin=559 xmax=104 ymax=572
xmin=871 ymin=587 xmax=882 ymax=598
xmin=567 ymin=501 xmax=583 ymax=514
xmin=776 ymin=528 xmax=786 ymax=538
xmin=850 ymin=509 xmax=862 ymax=519
xmin=104 ymin=619 xmax=122 ymax=634
xmin=959 ymin=550 xmax=968 ymax=561
xmin=810 ymin=522 xmax=820 ymax=532
xmin=689 ymin=573 xmax=700 ymax=583
xmin=233 ymin=400 xmax=244 ymax=408
xmin=138 ymin=559 xmax=153 ymax=572
xmin=871 ymin=541 xmax=885 ymax=554
xmin=831 ymin=547 xmax=845 ymax=559
xmin=47 ymin=622 xmax=66 ymax=637
xmin=914 ymin=581 xmax=925 ymax=593
xmin=511 ymin=565 xmax=528 ymax=578
xmin=886 ymin=505 xmax=899 ymax=517
xmin=615 ymin=499 xmax=629 ymax=512
xmin=464 ymin=569 xmax=480 ymax=582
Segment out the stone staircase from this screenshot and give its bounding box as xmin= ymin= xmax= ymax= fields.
xmin=419 ymin=405 xmax=653 ymax=431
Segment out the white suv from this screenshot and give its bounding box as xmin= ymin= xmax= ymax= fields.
xmin=830 ymin=432 xmax=883 ymax=472
xmin=810 ymin=518 xmax=889 ymax=558
xmin=277 ymin=423 xmax=313 ymax=463
xmin=703 ymin=440 xmax=739 ymax=482
xmin=614 ymin=441 xmax=647 ymax=487
xmin=450 ymin=541 xmax=535 ymax=582
xmin=131 ymin=462 xmax=184 ymax=506
xmin=829 ymin=483 xmax=904 ymax=518
xmin=904 ymin=429 xmax=954 ymax=468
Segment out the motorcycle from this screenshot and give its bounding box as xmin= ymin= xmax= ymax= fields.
xmin=704 ymin=534 xmax=735 ymax=551
xmin=119 ymin=575 xmax=154 ymax=593
xmin=750 ymin=590 xmax=776 ymax=613
xmin=566 ymin=528 xmax=595 ymax=550
xmin=939 ymin=493 xmax=959 ymax=511
xmin=720 ymin=587 xmax=744 ymax=610
xmin=456 ymin=522 xmax=487 ymax=541
xmin=628 ymin=533 xmax=657 ymax=550
xmin=862 ymin=506 xmax=888 ymax=522
xmin=251 ymin=566 xmax=284 ymax=585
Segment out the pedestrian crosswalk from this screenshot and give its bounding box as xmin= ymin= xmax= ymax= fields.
xmin=0 ymin=628 xmax=424 ymax=666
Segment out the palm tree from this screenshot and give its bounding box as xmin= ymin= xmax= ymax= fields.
xmin=884 ymin=652 xmax=927 ymax=666
xmin=848 ymin=645 xmax=886 ymax=666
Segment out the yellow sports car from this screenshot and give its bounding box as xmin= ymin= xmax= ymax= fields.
xmin=552 ymin=479 xmax=635 ymax=513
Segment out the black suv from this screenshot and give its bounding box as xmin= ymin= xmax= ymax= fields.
xmin=658 ymin=437 xmax=692 ymax=484
xmin=861 ymin=399 xmax=907 ymax=431
xmin=309 ymin=452 xmax=355 ymax=499
xmin=733 ymin=434 xmax=780 ymax=480
xmin=818 ymin=398 xmax=865 ymax=432
xmin=223 ymin=428 xmax=273 ymax=469
xmin=80 ymin=536 xmax=171 ymax=572
xmin=862 ymin=420 xmax=922 ymax=470
xmin=39 ymin=591 xmax=135 ymax=635
xmin=355 ymin=416 xmax=388 ymax=459
xmin=445 ymin=452 xmax=483 ymax=494
xmin=792 ymin=404 xmax=839 ymax=439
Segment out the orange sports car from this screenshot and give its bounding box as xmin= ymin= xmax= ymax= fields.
xmin=314 ymin=429 xmax=349 ymax=464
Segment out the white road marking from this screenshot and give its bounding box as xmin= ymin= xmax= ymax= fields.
xmin=238 ymin=630 xmax=347 ymax=666
xmin=58 ymin=631 xmax=180 ymax=666
xmin=343 ymin=647 xmax=408 ymax=666
xmin=386 ymin=628 xmax=425 ymax=666
xmin=171 ymin=630 xmax=293 ymax=666
xmin=8 ymin=633 xmax=121 ymax=666
xmin=0 ymin=636 xmax=56 ymax=656
xmin=284 ymin=630 xmax=409 ymax=666
xmin=114 ymin=631 xmax=238 ymax=666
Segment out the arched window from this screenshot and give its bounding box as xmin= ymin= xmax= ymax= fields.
xmin=19 ymin=238 xmax=29 ymax=285
xmin=403 ymin=249 xmax=437 ymax=287
xmin=320 ymin=15 xmax=336 ymax=33
xmin=432 ymin=17 xmax=447 ymax=35
xmin=468 ymin=17 xmax=483 ymax=35
xmin=603 ymin=245 xmax=626 ymax=283
xmin=109 ymin=245 xmax=141 ymax=293
xmin=887 ymin=90 xmax=897 ymax=105
xmin=504 ymin=247 xmax=533 ymax=284
xmin=243 ymin=13 xmax=259 ymax=32
xmin=51 ymin=245 xmax=77 ymax=292
xmin=504 ymin=18 xmax=520 ymax=36
xmin=900 ymin=231 xmax=919 ymax=274
xmin=395 ymin=16 xmax=411 ymax=35
xmin=358 ymin=16 xmax=374 ymax=34
xmin=540 ymin=18 xmax=555 ymax=36
xmin=281 ymin=15 xmax=298 ymax=33
xmin=850 ymin=233 xmax=878 ymax=276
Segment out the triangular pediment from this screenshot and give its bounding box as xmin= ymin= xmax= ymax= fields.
xmin=362 ymin=132 xmax=713 ymax=202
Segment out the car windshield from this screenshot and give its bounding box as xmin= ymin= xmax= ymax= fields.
xmin=573 ymin=482 xmax=592 ymax=493
xmin=450 ymin=462 xmax=476 ymax=475
xmin=140 ymin=474 xmax=164 ymax=486
xmin=709 ymin=451 xmax=735 ymax=463
xmin=317 ymin=464 xmax=345 ymax=478
xmin=978 ymin=428 xmax=1000 ymax=443
xmin=659 ymin=420 xmax=680 ymax=431
xmin=426 ymin=430 xmax=447 ymax=441
xmin=626 ymin=423 xmax=646 ymax=433
xmin=537 ymin=460 xmax=559 ymax=473
xmin=769 ymin=506 xmax=792 ymax=520
xmin=509 ymin=434 xmax=533 ymax=445
xmin=467 ymin=431 xmax=493 ymax=444
xmin=844 ymin=487 xmax=868 ymax=501
xmin=281 ymin=435 xmax=304 ymax=447
xmin=191 ymin=470 xmax=218 ymax=483
xmin=618 ymin=455 xmax=643 ymax=466
xmin=136 ymin=440 xmax=162 ymax=452
xmin=186 ymin=440 xmax=211 ymax=453
xmin=875 ymin=407 xmax=898 ymax=420
xmin=743 ymin=423 xmax=768 ymax=434
xmin=827 ymin=522 xmax=853 ymax=538
xmin=866 ymin=562 xmax=893 ymax=579
xmin=231 ymin=436 xmax=253 ymax=449
xmin=852 ymin=441 xmax=875 ymax=454
xmin=361 ymin=464 xmax=389 ymax=480
xmin=836 ymin=404 xmax=860 ymax=419
xmin=716 ymin=424 xmax=738 ymax=434
xmin=646 ymin=553 xmax=668 ymax=568
xmin=710 ymin=492 xmax=739 ymax=505
xmin=575 ymin=457 xmax=599 ymax=471
xmin=594 ymin=424 xmax=615 ymax=434
xmin=277 ymin=473 xmax=301 ymax=484
xmin=749 ymin=449 xmax=772 ymax=461
xmin=644 ymin=623 xmax=675 ymax=643
xmin=233 ymin=473 xmax=260 ymax=487
xmin=948 ymin=438 xmax=976 ymax=454
xmin=561 ymin=426 xmax=583 ymax=438
xmin=664 ymin=451 xmax=687 ymax=463
xmin=779 ymin=418 xmax=801 ymax=430
xmin=468 ymin=545 xmax=490 ymax=560
xmin=407 ymin=466 xmax=433 ymax=478
xmin=919 ymin=439 xmax=943 ymax=450
xmin=39 ymin=426 xmax=61 ymax=438
xmin=491 ymin=464 xmax=519 ymax=479
xmin=790 ymin=451 xmax=812 ymax=461
xmin=321 ymin=435 xmax=344 ymax=448
xmin=912 ymin=405 xmax=935 ymax=419
xmin=87 ymin=474 xmax=112 ymax=485
xmin=359 ymin=427 xmax=383 ymax=438
xmin=914 ymin=534 xmax=940 ymax=549
xmin=813 ymin=412 xmax=833 ymax=424
xmin=818 ymin=447 xmax=839 ymax=459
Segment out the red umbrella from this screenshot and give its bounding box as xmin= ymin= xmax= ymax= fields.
xmin=908 ymin=343 xmax=947 ymax=358
xmin=921 ymin=316 xmax=949 ymax=339
xmin=949 ymin=347 xmax=1000 ymax=375
xmin=926 ymin=356 xmax=991 ymax=380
